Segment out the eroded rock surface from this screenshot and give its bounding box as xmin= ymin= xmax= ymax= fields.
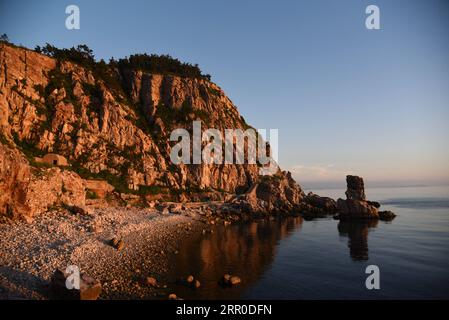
xmin=336 ymin=175 xmax=395 ymax=221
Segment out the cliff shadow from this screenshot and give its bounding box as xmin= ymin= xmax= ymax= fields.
xmin=167 ymin=216 xmax=303 ymax=299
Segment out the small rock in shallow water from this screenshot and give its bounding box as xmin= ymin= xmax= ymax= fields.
xmin=193 ymin=279 xmax=201 ymax=289
xmin=379 ymin=210 xmax=396 ymax=221
xmin=220 ymin=274 xmax=241 ymax=286
xmin=230 ymin=276 xmax=241 ymax=285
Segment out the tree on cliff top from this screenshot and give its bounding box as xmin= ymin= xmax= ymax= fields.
xmin=0 ymin=34 xmax=9 ymax=43
xmin=36 ymin=42 xmax=211 ymax=81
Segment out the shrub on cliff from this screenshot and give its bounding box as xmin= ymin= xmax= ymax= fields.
xmin=115 ymin=53 xmax=211 ymax=80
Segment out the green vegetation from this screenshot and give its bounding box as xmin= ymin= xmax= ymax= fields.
xmin=12 ymin=132 xmax=45 ymax=160
xmin=0 ymin=33 xmax=9 ymax=43
xmin=37 ymin=43 xmax=211 ymax=84
xmin=137 ymin=185 xmax=163 ymax=195
xmin=82 ymin=82 xmax=103 ymax=114
xmin=207 ymin=86 xmax=221 ymax=96
xmin=155 ymin=100 xmax=210 ymax=125
xmin=86 ymin=190 xmax=99 ymax=199
xmin=115 ymin=53 xmax=211 ymax=80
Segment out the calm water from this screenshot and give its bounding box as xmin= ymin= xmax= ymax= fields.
xmin=169 ymin=185 xmax=449 ymax=299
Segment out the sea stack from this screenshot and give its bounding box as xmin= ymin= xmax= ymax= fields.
xmin=336 ymin=175 xmax=396 ymax=221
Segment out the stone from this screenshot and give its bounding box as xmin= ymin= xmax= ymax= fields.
xmin=193 ymin=279 xmax=201 ymax=289
xmin=335 ymin=175 xmax=394 ymax=220
xmin=50 ymin=268 xmax=102 ymax=300
xmin=220 ymin=274 xmax=241 ymax=286
xmin=110 ymin=237 xmax=124 ymax=250
xmin=379 ymin=210 xmax=396 ymax=221
xmin=345 ymin=175 xmax=366 ymax=200
xmin=226 ymin=171 xmax=305 ymax=215
xmin=145 ymin=277 xmax=158 ymax=287
xmin=304 ymin=192 xmax=337 ymax=213
xmin=84 ymin=179 xmax=115 ymax=199
xmin=68 ymin=205 xmax=88 ymax=215
xmin=229 ymin=276 xmax=241 ymax=285
xmin=116 ymin=239 xmax=125 ymax=251
xmin=168 ymin=293 xmax=178 ymax=300
xmin=336 ymin=198 xmax=379 ymax=219
xmin=111 ymin=237 xmax=119 ymax=247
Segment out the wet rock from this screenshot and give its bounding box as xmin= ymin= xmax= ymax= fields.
xmin=50 ymin=268 xmax=102 ymax=300
xmin=336 ymin=198 xmax=379 ymax=219
xmin=379 ymin=210 xmax=396 ymax=221
xmin=193 ymin=279 xmax=201 ymax=289
xmin=229 ymin=276 xmax=241 ymax=285
xmin=220 ymin=274 xmax=241 ymax=286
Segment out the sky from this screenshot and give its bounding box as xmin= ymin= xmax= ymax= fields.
xmin=1 ymin=0 xmax=448 ymax=187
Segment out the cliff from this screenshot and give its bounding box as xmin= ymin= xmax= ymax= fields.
xmin=0 ymin=43 xmax=305 ymax=219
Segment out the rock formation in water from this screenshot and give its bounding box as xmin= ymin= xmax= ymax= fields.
xmin=336 ymin=175 xmax=396 ymax=221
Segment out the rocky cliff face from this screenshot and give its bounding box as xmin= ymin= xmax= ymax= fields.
xmin=0 ymin=43 xmax=304 ymax=219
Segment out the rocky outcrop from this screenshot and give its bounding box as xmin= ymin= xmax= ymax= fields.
xmin=223 ymin=171 xmax=305 ymax=215
xmin=0 ymin=43 xmax=393 ymax=222
xmin=345 ymin=175 xmax=366 ymax=200
xmin=0 ymin=142 xmax=85 ymax=221
xmin=84 ymin=179 xmax=114 ymax=198
xmin=0 ymin=43 xmax=259 ymax=200
xmin=303 ymin=192 xmax=337 ymax=213
xmin=0 ymin=142 xmax=32 ymax=219
xmin=335 ymin=175 xmax=395 ymax=221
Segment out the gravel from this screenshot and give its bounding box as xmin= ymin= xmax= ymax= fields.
xmin=0 ymin=206 xmax=204 ymax=299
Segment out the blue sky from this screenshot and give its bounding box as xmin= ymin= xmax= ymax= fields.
xmin=1 ymin=0 xmax=448 ymax=186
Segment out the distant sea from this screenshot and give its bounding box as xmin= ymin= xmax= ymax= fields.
xmin=169 ymin=185 xmax=449 ymax=299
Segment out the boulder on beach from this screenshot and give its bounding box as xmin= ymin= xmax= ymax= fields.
xmin=50 ymin=268 xmax=102 ymax=300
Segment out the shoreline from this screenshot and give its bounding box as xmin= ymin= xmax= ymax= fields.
xmin=0 ymin=205 xmax=208 ymax=299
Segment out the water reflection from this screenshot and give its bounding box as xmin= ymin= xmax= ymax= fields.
xmin=338 ymin=220 xmax=379 ymax=261
xmin=169 ymin=216 xmax=303 ymax=299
